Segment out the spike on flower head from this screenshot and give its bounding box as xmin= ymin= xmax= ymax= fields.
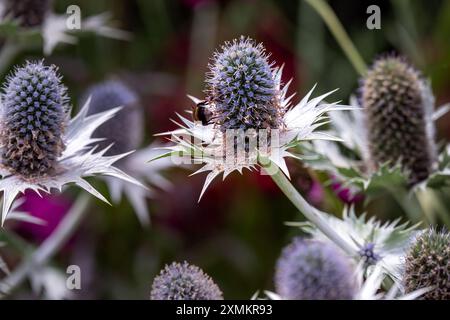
xmin=206 ymin=36 xmax=282 ymax=131
xmin=404 ymin=228 xmax=450 ymax=300
xmin=275 ymin=238 xmax=356 ymax=300
xmin=2 ymin=0 xmax=51 ymax=27
xmin=1 ymin=60 xmax=68 ymax=178
xmin=360 ymin=56 xmax=436 ymax=185
xmin=150 ymin=261 xmax=223 ymax=300
xmin=84 ymin=80 xmax=143 ymax=156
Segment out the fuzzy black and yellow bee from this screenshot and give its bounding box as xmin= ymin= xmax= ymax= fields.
xmin=192 ymin=100 xmax=213 ymax=125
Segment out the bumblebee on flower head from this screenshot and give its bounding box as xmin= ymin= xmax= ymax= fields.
xmin=192 ymin=99 xmax=213 ymax=126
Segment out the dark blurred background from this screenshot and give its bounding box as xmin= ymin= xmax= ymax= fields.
xmin=2 ymin=0 xmax=450 ymax=299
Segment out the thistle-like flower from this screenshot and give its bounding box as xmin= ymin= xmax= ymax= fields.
xmin=150 ymin=261 xmax=223 ymax=300
xmin=206 ymin=37 xmax=281 ymax=131
xmin=85 ymin=80 xmax=143 ymax=157
xmin=361 ymin=56 xmax=436 ymax=185
xmin=290 ymin=207 xmax=418 ymax=282
xmin=158 ymin=36 xmax=352 ymax=199
xmin=0 ymin=61 xmax=143 ymax=224
xmin=404 ymin=228 xmax=450 ymax=300
xmin=305 ymin=55 xmax=450 ymax=196
xmin=1 ymin=0 xmax=51 ymax=28
xmin=83 ymin=80 xmax=172 ymax=225
xmin=1 ymin=61 xmax=67 ymax=178
xmin=274 ymin=238 xmax=356 ymax=300
xmin=262 ymin=264 xmax=427 ymax=300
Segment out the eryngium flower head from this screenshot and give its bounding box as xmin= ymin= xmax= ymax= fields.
xmin=0 ymin=61 xmax=144 ymax=225
xmin=83 ymin=81 xmax=172 ymax=226
xmin=0 ymin=60 xmax=68 ymax=178
xmin=150 ymin=262 xmax=223 ymax=300
xmin=206 ymin=36 xmax=282 ymax=131
xmin=360 ymin=56 xmax=436 ymax=185
xmin=84 ymin=80 xmax=143 ymax=156
xmin=2 ymin=0 xmax=51 ymax=27
xmin=275 ymin=238 xmax=356 ymax=300
xmin=404 ymin=228 xmax=450 ymax=300
xmin=159 ymin=36 xmax=352 ymax=200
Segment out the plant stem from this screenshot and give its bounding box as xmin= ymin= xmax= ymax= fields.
xmin=0 ymin=194 xmax=90 ymax=295
xmin=263 ymin=159 xmax=356 ymax=256
xmin=304 ymin=0 xmax=367 ymax=76
xmin=416 ymin=188 xmax=450 ymax=229
xmin=387 ymin=186 xmax=426 ymax=224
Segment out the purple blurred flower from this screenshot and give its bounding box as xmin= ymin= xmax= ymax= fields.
xmin=275 ymin=238 xmax=356 ymax=300
xmin=150 ymin=261 xmax=223 ymax=300
xmin=307 ymin=181 xmax=324 ymax=206
xmin=15 ymin=191 xmax=71 ymax=243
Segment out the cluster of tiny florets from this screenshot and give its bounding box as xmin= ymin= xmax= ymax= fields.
xmin=404 ymin=228 xmax=450 ymax=300
xmin=206 ymin=36 xmax=282 ymax=131
xmin=0 ymin=61 xmax=68 ymax=178
xmin=359 ymin=242 xmax=380 ymax=266
xmin=150 ymin=261 xmax=223 ymax=300
xmin=84 ymin=80 xmax=143 ymax=156
xmin=274 ymin=238 xmax=356 ymax=300
xmin=2 ymin=0 xmax=51 ymax=27
xmin=360 ymin=56 xmax=435 ymax=185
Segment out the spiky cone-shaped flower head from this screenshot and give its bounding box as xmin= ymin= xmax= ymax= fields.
xmin=275 ymin=238 xmax=356 ymax=300
xmin=205 ymin=36 xmax=283 ymax=131
xmin=84 ymin=80 xmax=143 ymax=157
xmin=0 ymin=61 xmax=68 ymax=179
xmin=404 ymin=228 xmax=450 ymax=300
xmin=2 ymin=0 xmax=52 ymax=28
xmin=360 ymin=56 xmax=436 ymax=185
xmin=150 ymin=261 xmax=223 ymax=300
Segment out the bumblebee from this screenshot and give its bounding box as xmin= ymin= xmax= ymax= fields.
xmin=192 ymin=100 xmax=213 ymax=125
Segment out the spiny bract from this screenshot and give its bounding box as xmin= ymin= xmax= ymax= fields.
xmin=84 ymin=80 xmax=143 ymax=156
xmin=2 ymin=0 xmax=51 ymax=27
xmin=206 ymin=36 xmax=282 ymax=131
xmin=404 ymin=228 xmax=450 ymax=300
xmin=0 ymin=61 xmax=67 ymax=178
xmin=150 ymin=261 xmax=223 ymax=300
xmin=360 ymin=56 xmax=435 ymax=185
xmin=275 ymin=238 xmax=356 ymax=300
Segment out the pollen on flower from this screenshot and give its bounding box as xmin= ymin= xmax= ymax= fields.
xmin=404 ymin=228 xmax=450 ymax=300
xmin=0 ymin=61 xmax=67 ymax=178
xmin=84 ymin=80 xmax=143 ymax=156
xmin=360 ymin=56 xmax=436 ymax=185
xmin=150 ymin=261 xmax=223 ymax=300
xmin=275 ymin=238 xmax=356 ymax=300
xmin=2 ymin=0 xmax=51 ymax=28
xmin=206 ymin=36 xmax=282 ymax=131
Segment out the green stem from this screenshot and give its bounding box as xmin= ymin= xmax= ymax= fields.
xmin=263 ymin=159 xmax=356 ymax=256
xmin=304 ymin=0 xmax=367 ymax=76
xmin=0 ymin=194 xmax=90 ymax=295
xmin=387 ymin=186 xmax=426 ymax=224
xmin=416 ymin=188 xmax=450 ymax=229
